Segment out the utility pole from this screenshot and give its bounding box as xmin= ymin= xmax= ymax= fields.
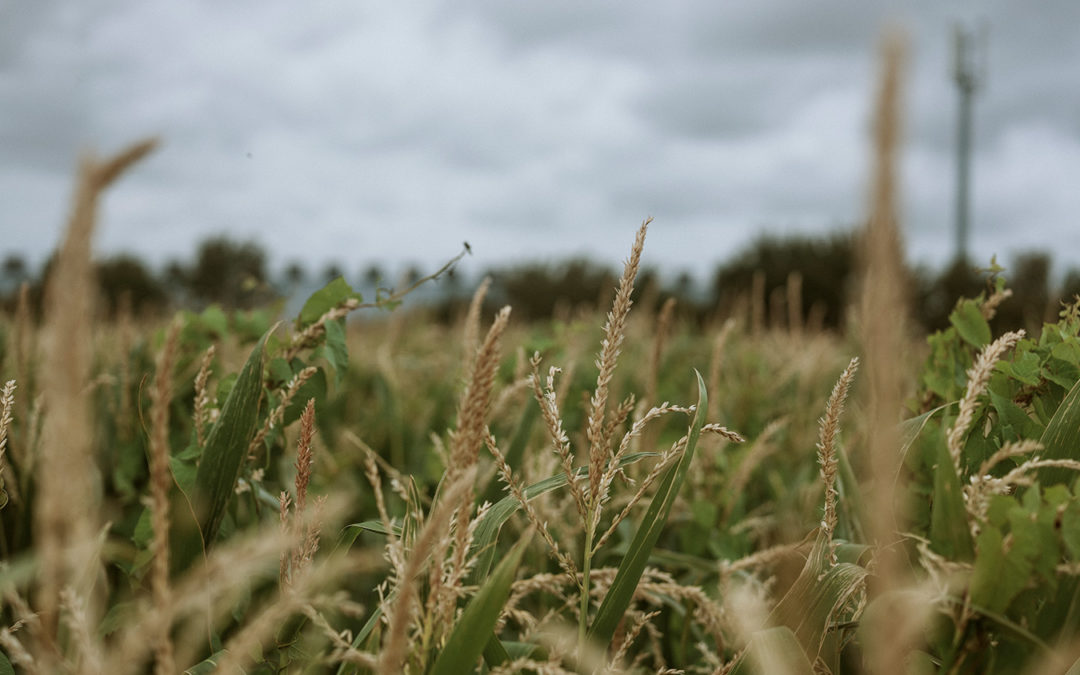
xmin=952 ymin=24 xmax=983 ymax=264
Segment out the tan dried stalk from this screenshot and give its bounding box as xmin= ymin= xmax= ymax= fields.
xmin=531 ymin=356 xmax=588 ymax=520
xmin=946 ymin=330 xmax=1025 ymax=472
xmin=284 ymin=299 xmax=361 ymax=362
xmin=981 ymin=287 xmax=1013 ymax=320
xmin=818 ymin=357 xmax=859 ymax=561
xmin=149 ymin=320 xmax=180 ymax=674
xmin=279 ymin=398 xmax=322 ymax=590
xmin=586 ymin=219 xmax=648 ymax=509
xmin=0 ymin=380 xmax=15 ymax=493
xmin=36 ymin=138 xmax=156 ymax=645
xmin=645 ymin=297 xmax=676 ymax=409
xmin=707 ymin=319 xmax=736 ymax=421
xmin=377 ymin=468 xmax=476 ymax=675
xmin=487 ymin=431 xmax=580 ymax=588
xmin=592 ymin=432 xmax=690 ymax=554
xmin=445 ymin=305 xmax=510 ymax=602
xmin=859 ymin=31 xmax=909 ymax=675
xmin=247 ymin=365 xmax=318 ymax=460
xmin=462 ymin=275 xmax=493 ymax=373
xmin=192 ymin=344 xmax=215 ymax=448
xmin=59 ymin=586 xmax=102 ymax=674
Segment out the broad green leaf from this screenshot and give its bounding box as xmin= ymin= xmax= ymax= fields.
xmin=192 ymin=330 xmax=268 ymax=548
xmin=950 ymin=299 xmax=991 ymax=349
xmin=1039 ymin=377 xmax=1080 ymax=486
xmin=0 ymin=651 xmax=13 ymax=675
xmin=971 ymin=527 xmax=1031 ymax=614
xmin=430 ymin=534 xmax=530 ymax=675
xmin=899 ymin=401 xmax=954 ymax=459
xmin=770 ymin=535 xmax=869 ymax=662
xmin=298 ymin=277 xmax=361 ymax=328
xmin=587 ymin=371 xmax=708 ymax=647
xmin=729 ymin=626 xmax=815 ymax=675
xmin=318 ymin=317 xmax=349 ymax=387
xmin=929 ymin=442 xmax=974 ymax=561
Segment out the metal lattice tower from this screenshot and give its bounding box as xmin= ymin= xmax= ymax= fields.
xmin=952 ymin=24 xmax=984 ymax=264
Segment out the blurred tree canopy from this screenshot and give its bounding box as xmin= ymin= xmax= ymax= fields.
xmin=2 ymin=231 xmax=1079 ymax=334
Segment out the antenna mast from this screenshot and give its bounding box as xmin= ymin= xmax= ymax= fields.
xmin=952 ymin=24 xmax=983 ymax=263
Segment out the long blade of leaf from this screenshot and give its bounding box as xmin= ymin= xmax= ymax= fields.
xmin=769 ymin=535 xmax=869 ymax=662
xmin=192 ymin=330 xmax=268 ymax=547
xmin=1039 ymin=377 xmax=1080 ymax=485
xmin=929 ymin=442 xmax=975 ymax=561
xmin=587 ymin=370 xmax=708 ymax=646
xmin=430 ymin=533 xmax=530 ymax=675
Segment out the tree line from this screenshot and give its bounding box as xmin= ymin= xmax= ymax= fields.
xmin=2 ymin=233 xmax=1078 ymax=335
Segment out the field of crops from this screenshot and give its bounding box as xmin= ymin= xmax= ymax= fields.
xmin=3 ymin=39 xmax=1080 ymax=675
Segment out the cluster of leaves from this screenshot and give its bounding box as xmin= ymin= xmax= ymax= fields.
xmin=904 ymin=275 xmax=1080 ymax=673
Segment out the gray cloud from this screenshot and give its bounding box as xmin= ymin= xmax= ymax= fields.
xmin=2 ymin=1 xmax=1079 ymax=285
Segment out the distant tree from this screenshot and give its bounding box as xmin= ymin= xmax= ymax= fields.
xmin=1062 ymin=268 xmax=1080 ymax=306
xmin=186 ymin=237 xmax=272 ymax=309
xmin=362 ymin=264 xmax=384 ymax=288
xmin=1001 ymin=252 xmax=1051 ymax=333
xmin=914 ymin=258 xmax=984 ymax=332
xmin=2 ymin=254 xmax=28 ymax=291
xmin=284 ymin=261 xmax=306 ymax=287
xmin=96 ymin=255 xmax=169 ymax=317
xmin=322 ymin=263 xmax=345 ymax=285
xmin=711 ymin=233 xmax=856 ymax=330
xmin=491 ymin=259 xmax=616 ymax=321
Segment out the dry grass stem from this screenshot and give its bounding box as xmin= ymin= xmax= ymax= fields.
xmin=645 ymin=297 xmax=677 ymax=408
xmin=148 ymin=320 xmax=181 ymax=674
xmin=59 ymin=585 xmax=102 ymax=674
xmin=592 ymin=433 xmax=689 ymax=554
xmin=859 ymin=31 xmax=909 ymax=675
xmin=192 ymin=344 xmax=215 ymax=448
xmin=248 ymin=365 xmax=319 ymax=460
xmin=285 ymin=299 xmax=361 ymax=361
xmin=587 ymin=218 xmax=649 ymax=508
xmin=36 ymin=138 xmax=156 ymax=643
xmin=531 ymin=355 xmax=588 ymax=520
xmin=946 ymin=330 xmax=1025 ymax=472
xmin=463 ymin=275 xmax=493 ymax=373
xmin=707 ymin=319 xmax=736 ymax=420
xmin=487 ymin=431 xmax=581 ymax=588
xmin=377 ymin=467 xmax=476 ymax=674
xmin=817 ymin=357 xmax=859 ymax=560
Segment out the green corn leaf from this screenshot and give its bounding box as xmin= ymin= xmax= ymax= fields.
xmin=1039 ymin=377 xmax=1080 ymax=486
xmin=769 ymin=535 xmax=869 ymax=662
xmin=950 ymin=299 xmax=991 ymax=349
xmin=0 ymin=650 xmax=13 ymax=675
xmin=430 ymin=533 xmax=530 ymax=675
xmin=297 ymin=277 xmax=361 ymax=328
xmin=929 ymin=442 xmax=975 ymax=561
xmin=587 ymin=370 xmax=708 ymax=647
xmin=729 ymin=626 xmax=815 ymax=675
xmin=192 ymin=329 xmax=268 ymax=547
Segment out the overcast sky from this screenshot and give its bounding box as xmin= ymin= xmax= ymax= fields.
xmin=2 ymin=1 xmax=1079 ymax=284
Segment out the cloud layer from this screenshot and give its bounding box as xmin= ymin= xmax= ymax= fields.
xmin=2 ymin=1 xmax=1078 ymax=281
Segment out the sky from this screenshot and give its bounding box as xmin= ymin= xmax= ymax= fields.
xmin=2 ymin=1 xmax=1079 ymax=285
